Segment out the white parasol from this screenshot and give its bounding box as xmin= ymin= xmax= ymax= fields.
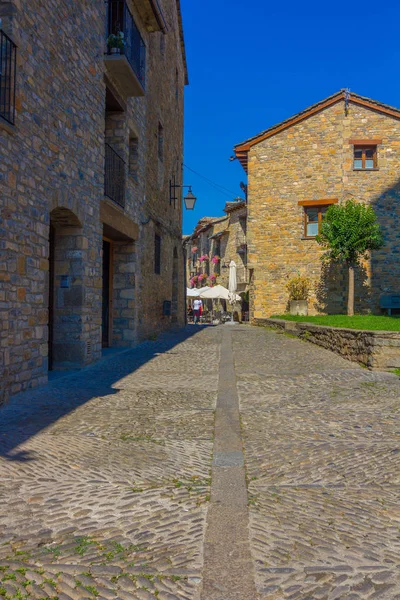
xmin=228 ymin=261 xmax=237 ymax=305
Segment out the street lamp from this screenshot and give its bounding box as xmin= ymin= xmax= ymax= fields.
xmin=183 ymin=188 xmax=197 ymax=210
xmin=170 ymin=181 xmax=197 ymax=210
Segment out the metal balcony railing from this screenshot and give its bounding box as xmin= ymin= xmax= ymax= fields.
xmin=0 ymin=30 xmax=17 ymax=125
xmin=236 ymin=229 xmax=247 ymax=249
xmin=236 ymin=266 xmax=249 ymax=284
xmin=105 ymin=143 xmax=126 ymax=208
xmin=107 ymin=0 xmax=146 ymax=89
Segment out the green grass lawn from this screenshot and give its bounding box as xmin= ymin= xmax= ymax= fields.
xmin=271 ymin=314 xmax=400 ymax=331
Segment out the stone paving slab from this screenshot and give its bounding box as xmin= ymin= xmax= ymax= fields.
xmin=0 ymin=327 xmax=218 ymax=600
xmin=233 ymin=326 xmax=400 ymax=599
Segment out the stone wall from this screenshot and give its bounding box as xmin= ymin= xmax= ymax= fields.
xmin=0 ymin=0 xmax=187 ymax=403
xmin=135 ymin=0 xmax=186 ymax=340
xmin=0 ymin=0 xmax=105 ymax=399
xmin=246 ymin=99 xmax=400 ymax=320
xmin=255 ymin=318 xmax=400 ymax=370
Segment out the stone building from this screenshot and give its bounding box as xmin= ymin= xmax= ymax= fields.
xmin=234 ymin=90 xmax=400 ymax=320
xmin=184 ymin=199 xmax=249 ymax=317
xmin=0 ymin=0 xmax=188 ymax=402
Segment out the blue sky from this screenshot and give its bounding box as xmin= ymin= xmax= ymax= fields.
xmin=181 ymin=0 xmax=400 ymax=234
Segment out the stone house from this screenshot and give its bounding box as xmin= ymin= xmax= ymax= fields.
xmin=0 ymin=0 xmax=188 ymax=402
xmin=234 ymin=90 xmax=400 ymax=320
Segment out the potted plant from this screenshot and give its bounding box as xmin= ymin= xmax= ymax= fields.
xmin=107 ymin=31 xmax=125 ymax=54
xmin=211 ymin=255 xmax=220 ymax=265
xmin=286 ymin=275 xmax=311 ymax=315
xmin=199 ymin=254 xmax=209 ymax=263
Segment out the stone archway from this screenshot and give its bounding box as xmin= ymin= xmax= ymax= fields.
xmin=48 ymin=207 xmax=85 ymax=370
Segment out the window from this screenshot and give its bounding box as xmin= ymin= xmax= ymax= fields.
xmin=192 ymin=250 xmax=197 ymax=268
xmin=0 ymin=29 xmax=17 ymax=125
xmin=128 ymin=134 xmax=139 ymax=180
xmin=154 ymin=234 xmax=161 ymax=274
xmin=158 ymin=122 xmax=164 ymax=162
xmin=304 ymin=206 xmax=328 ymax=237
xmin=354 ymin=145 xmax=377 ymax=170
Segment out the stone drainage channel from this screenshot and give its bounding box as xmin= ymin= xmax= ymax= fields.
xmin=201 ymin=327 xmax=258 ymax=600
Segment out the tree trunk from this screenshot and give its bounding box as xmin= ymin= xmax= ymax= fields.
xmin=347 ymin=264 xmax=355 ymax=316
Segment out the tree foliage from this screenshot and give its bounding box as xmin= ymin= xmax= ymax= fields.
xmin=316 ymin=200 xmax=384 ymax=265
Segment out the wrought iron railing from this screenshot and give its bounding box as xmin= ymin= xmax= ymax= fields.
xmin=236 ymin=266 xmax=249 ymax=284
xmin=236 ymin=229 xmax=247 ymax=248
xmin=0 ymin=29 xmax=17 ymax=125
xmin=104 ymin=143 xmax=126 ymax=208
xmin=106 ymin=0 xmax=146 ymax=88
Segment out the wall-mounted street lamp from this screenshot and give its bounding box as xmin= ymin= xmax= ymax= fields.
xmin=170 ymin=181 xmax=197 ymax=210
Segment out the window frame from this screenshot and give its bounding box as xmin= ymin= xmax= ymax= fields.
xmin=298 ymin=199 xmax=338 ymax=239
xmin=353 ymin=145 xmax=377 ymax=170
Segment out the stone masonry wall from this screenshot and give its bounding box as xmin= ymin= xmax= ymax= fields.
xmin=256 ymin=318 xmax=400 ymax=370
xmin=247 ymin=100 xmax=400 ymax=320
xmin=0 ymin=0 xmax=105 ymax=400
xmin=137 ymin=0 xmax=186 ymax=340
xmin=0 ymin=0 xmax=188 ymax=403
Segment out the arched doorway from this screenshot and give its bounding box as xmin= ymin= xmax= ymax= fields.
xmin=48 ymin=207 xmax=83 ymax=370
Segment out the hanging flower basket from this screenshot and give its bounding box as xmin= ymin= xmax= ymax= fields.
xmin=191 ymin=247 xmax=198 ymax=254
xmin=199 ymin=255 xmax=209 ymax=262
xmin=211 ymin=255 xmax=220 ymax=264
xmin=198 ymin=273 xmax=207 ymax=282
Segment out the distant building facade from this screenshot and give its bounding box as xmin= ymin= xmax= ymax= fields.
xmin=0 ymin=0 xmax=187 ymax=402
xmin=234 ymin=91 xmax=400 ymax=320
xmin=184 ymin=199 xmax=249 ymax=317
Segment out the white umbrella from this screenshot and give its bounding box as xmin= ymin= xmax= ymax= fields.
xmin=187 ymin=287 xmax=200 ymax=297
xmin=228 ymin=261 xmax=237 ymax=305
xmin=200 ymin=285 xmax=240 ymax=300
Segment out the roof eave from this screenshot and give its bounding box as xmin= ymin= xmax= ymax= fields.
xmin=234 ymin=90 xmax=400 ymax=173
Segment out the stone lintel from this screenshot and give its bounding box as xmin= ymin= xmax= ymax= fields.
xmin=101 ymin=200 xmax=139 ymax=241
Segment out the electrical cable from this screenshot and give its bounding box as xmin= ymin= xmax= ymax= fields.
xmin=183 ymin=163 xmax=244 ymax=200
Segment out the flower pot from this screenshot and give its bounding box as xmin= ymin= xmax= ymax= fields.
xmin=289 ymin=300 xmax=308 ymax=316
xmin=110 ymin=47 xmax=120 ymax=55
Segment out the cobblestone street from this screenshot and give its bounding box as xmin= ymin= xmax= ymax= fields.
xmin=1 ymin=325 xmax=400 ymax=599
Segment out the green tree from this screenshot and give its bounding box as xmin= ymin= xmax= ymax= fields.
xmin=316 ymin=200 xmax=384 ymax=316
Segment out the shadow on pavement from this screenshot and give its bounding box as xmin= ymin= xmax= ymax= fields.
xmin=0 ymin=325 xmax=208 ymax=461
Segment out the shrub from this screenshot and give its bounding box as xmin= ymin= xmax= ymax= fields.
xmin=286 ymin=276 xmax=311 ymax=301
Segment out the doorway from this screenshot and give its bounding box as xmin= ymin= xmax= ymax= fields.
xmin=102 ymin=239 xmax=113 ymax=347
xmin=48 ymin=224 xmax=55 ymax=370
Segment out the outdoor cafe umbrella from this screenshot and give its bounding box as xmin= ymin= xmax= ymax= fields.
xmin=200 ymin=285 xmax=240 ymax=301
xmin=187 ymin=287 xmax=200 ymax=297
xmin=228 ymin=261 xmax=237 ymax=323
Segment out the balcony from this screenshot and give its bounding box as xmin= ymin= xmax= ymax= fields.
xmin=236 ymin=266 xmax=249 ymax=285
xmin=104 ymin=143 xmax=126 ymax=208
xmin=105 ymin=0 xmax=146 ymax=97
xmin=236 ymin=229 xmax=247 ymax=252
xmin=0 ymin=29 xmax=17 ymax=125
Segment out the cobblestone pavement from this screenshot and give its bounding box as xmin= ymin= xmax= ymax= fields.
xmin=0 ymin=328 xmax=219 ymax=600
xmin=233 ymin=326 xmax=400 ymax=600
xmin=2 ymin=325 xmax=400 ymax=600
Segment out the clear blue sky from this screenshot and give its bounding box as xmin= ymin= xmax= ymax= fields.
xmin=181 ymin=0 xmax=400 ymax=234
